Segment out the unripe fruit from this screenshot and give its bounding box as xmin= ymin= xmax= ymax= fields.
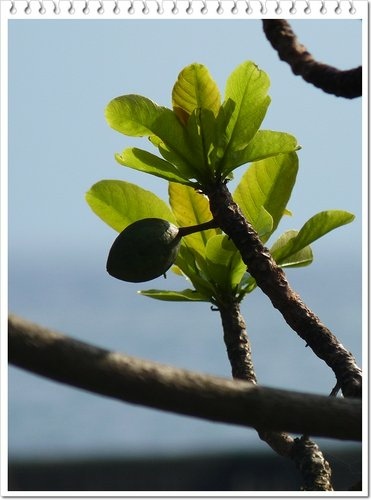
xmin=107 ymin=218 xmax=181 ymax=283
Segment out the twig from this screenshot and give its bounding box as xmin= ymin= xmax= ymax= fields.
xmin=205 ymin=182 xmax=362 ymax=398
xmin=262 ymin=19 xmax=362 ymax=99
xmin=218 ymin=300 xmax=257 ymax=382
xmin=8 ymin=314 xmax=361 ymax=441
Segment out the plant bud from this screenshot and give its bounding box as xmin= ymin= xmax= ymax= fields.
xmin=107 ymin=218 xmax=181 ymax=283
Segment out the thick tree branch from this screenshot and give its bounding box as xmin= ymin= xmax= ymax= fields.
xmin=205 ymin=183 xmax=362 ymax=398
xmin=262 ymin=19 xmax=362 ymax=99
xmin=8 ymin=315 xmax=361 ymax=441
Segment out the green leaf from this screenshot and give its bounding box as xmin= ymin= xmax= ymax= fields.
xmin=222 ymin=130 xmax=300 ymax=176
xmin=184 ymin=108 xmax=219 ymax=177
xmin=156 ymin=144 xmax=200 ymax=183
xmin=183 ymin=110 xmax=209 ymax=173
xmin=270 ymin=230 xmax=313 ymax=267
xmin=205 ymin=235 xmax=246 ymax=291
xmin=223 ymin=61 xmax=271 ymax=155
xmin=105 ymin=94 xmax=164 ymax=137
xmin=254 ymin=206 xmax=274 ymax=239
xmin=105 ymin=94 xmax=198 ymax=180
xmin=234 ymin=153 xmax=298 ymax=241
xmin=147 ymin=134 xmax=195 ymax=179
xmin=212 ymin=99 xmax=236 ymax=169
xmin=172 ymin=246 xmax=218 ymax=301
xmin=85 ymin=180 xmax=175 ymax=232
xmin=272 ymin=210 xmax=355 ymax=263
xmin=115 ymin=148 xmax=196 ymax=186
xmin=139 ymin=288 xmax=209 ymax=302
xmin=172 ymin=63 xmax=221 ymax=123
xmin=169 ymin=182 xmax=217 ymax=254
xmin=239 ymin=274 xmax=257 ymax=296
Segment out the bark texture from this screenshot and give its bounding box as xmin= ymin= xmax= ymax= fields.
xmin=263 ymin=19 xmax=362 ymax=98
xmin=205 ymin=182 xmax=362 ymax=398
xmin=8 ymin=314 xmax=361 ymax=441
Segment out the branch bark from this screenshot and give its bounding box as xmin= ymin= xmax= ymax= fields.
xmin=218 ymin=300 xmax=257 ymax=383
xmin=262 ymin=19 xmax=362 ymax=99
xmin=205 ymin=182 xmax=362 ymax=398
xmin=8 ymin=314 xmax=361 ymax=441
xmin=217 ymin=299 xmax=333 ymax=490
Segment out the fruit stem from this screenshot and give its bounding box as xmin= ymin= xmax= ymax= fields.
xmin=177 ymin=219 xmax=219 ymax=238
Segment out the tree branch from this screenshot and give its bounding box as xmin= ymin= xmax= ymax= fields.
xmin=262 ymin=19 xmax=362 ymax=99
xmin=8 ymin=314 xmax=361 ymax=441
xmin=205 ymin=183 xmax=362 ymax=398
xmin=217 ymin=299 xmax=333 ymax=490
xmin=291 ymin=435 xmax=333 ymax=491
xmin=218 ymin=299 xmax=257 ymax=383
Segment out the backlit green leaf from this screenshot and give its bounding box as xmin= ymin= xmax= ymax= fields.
xmin=105 ymin=94 xmax=164 ymax=137
xmin=184 ymin=108 xmax=219 ymax=176
xmin=157 ymin=144 xmax=200 ymax=183
xmin=173 ymin=246 xmax=217 ymax=300
xmin=139 ymin=288 xmax=209 ymax=302
xmin=239 ymin=274 xmax=257 ymax=296
xmin=234 ymin=153 xmax=298 ymax=241
xmin=85 ymin=180 xmax=175 ymax=232
xmin=183 ymin=110 xmax=209 ymax=173
xmin=212 ymin=99 xmax=236 ymax=169
xmin=222 ymin=130 xmax=300 ymax=175
xmin=223 ymin=61 xmax=271 ymax=155
xmin=169 ymin=182 xmax=217 ymax=255
xmin=115 ymin=148 xmax=195 ymax=186
xmin=105 ymin=94 xmax=197 ymax=179
xmin=272 ymin=210 xmax=355 ymax=263
xmin=270 ymin=230 xmax=313 ymax=267
xmin=254 ymin=206 xmax=274 ymax=240
xmin=205 ymin=235 xmax=246 ymax=291
xmin=172 ymin=63 xmax=221 ymax=123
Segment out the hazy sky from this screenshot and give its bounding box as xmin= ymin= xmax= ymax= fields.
xmin=7 ymin=17 xmax=363 ymax=457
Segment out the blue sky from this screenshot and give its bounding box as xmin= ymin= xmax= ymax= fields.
xmin=9 ymin=19 xmax=362 ymax=257
xmin=8 ymin=18 xmax=363 ymax=457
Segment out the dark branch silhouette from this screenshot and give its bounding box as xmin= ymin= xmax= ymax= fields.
xmin=205 ymin=182 xmax=362 ymax=398
xmin=8 ymin=314 xmax=361 ymax=442
xmin=218 ymin=300 xmax=257 ymax=382
xmin=217 ymin=299 xmax=333 ymax=490
xmin=262 ymin=19 xmax=362 ymax=98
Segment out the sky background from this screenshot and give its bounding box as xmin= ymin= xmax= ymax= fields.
xmin=8 ymin=17 xmax=363 ymax=459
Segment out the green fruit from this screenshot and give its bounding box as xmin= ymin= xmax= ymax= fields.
xmin=107 ymin=218 xmax=181 ymax=283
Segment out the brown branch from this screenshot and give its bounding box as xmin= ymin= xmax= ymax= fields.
xmin=218 ymin=299 xmax=257 ymax=383
xmin=205 ymin=182 xmax=362 ymax=398
xmin=291 ymin=436 xmax=333 ymax=491
xmin=8 ymin=314 xmax=361 ymax=441
xmin=217 ymin=299 xmax=333 ymax=490
xmin=262 ymin=19 xmax=362 ymax=99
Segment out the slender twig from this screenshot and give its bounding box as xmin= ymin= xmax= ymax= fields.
xmin=205 ymin=182 xmax=362 ymax=398
xmin=8 ymin=314 xmax=361 ymax=441
xmin=218 ymin=300 xmax=257 ymax=383
xmin=177 ymin=218 xmax=218 ymax=237
xmin=262 ymin=19 xmax=362 ymax=99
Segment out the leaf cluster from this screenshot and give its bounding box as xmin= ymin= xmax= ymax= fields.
xmin=86 ymin=61 xmax=354 ymax=307
xmin=105 ymin=62 xmax=300 ymax=189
